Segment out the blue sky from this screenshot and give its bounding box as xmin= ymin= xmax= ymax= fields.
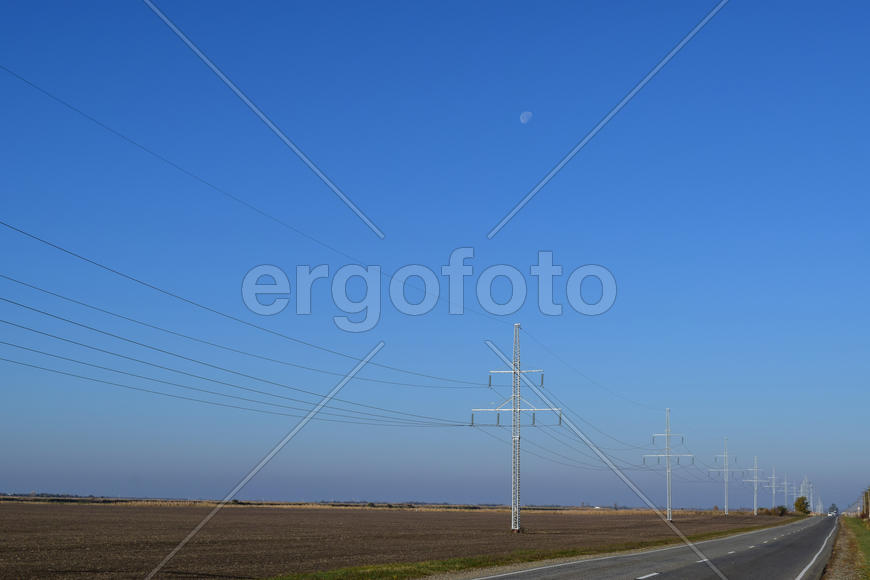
xmin=1 ymin=0 xmax=868 ymax=511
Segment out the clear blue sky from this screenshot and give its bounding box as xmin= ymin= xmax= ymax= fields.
xmin=1 ymin=0 xmax=867 ymax=510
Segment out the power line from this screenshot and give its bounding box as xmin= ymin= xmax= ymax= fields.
xmin=538 ymin=424 xmax=623 ymax=464
xmin=524 ymin=383 xmax=656 ymax=452
xmin=0 ymin=63 xmax=360 ymax=265
xmin=0 ymin=356 xmax=457 ymax=428
xmin=520 ymin=326 xmax=658 ymax=411
xmin=474 ymin=426 xmax=607 ymax=473
xmin=547 ymin=414 xmax=718 ymax=492
xmin=0 ymin=219 xmax=482 ymax=386
xmin=0 ymin=273 xmax=487 ymax=390
xmin=0 ymin=315 xmax=462 ymax=426
xmin=529 ymin=427 xmax=624 ymax=471
xmin=0 ymin=340 xmax=453 ymax=426
xmin=0 ymin=64 xmax=513 ymax=331
xmin=539 ymin=425 xmax=661 ymax=474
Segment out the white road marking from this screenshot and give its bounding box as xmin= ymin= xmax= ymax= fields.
xmin=749 ymin=545 xmax=756 ymax=549
xmin=696 ymin=559 xmax=709 ymax=563
xmin=795 ymin=521 xmax=838 ymax=580
xmin=636 ymin=574 xmax=660 ymax=579
xmin=727 ymin=551 xmax=736 ymax=554
xmin=472 ymin=518 xmax=806 ymax=579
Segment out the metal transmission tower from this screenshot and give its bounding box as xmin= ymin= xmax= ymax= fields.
xmin=780 ymin=472 xmax=789 ymax=508
xmin=809 ymin=482 xmax=814 ymax=514
xmin=743 ymin=456 xmax=764 ymax=516
xmin=709 ymin=437 xmax=738 ymax=515
xmin=764 ymin=466 xmax=777 ymax=508
xmin=783 ymin=481 xmax=797 ymax=509
xmin=471 ymin=323 xmax=556 ymax=532
xmin=642 ymin=408 xmax=693 ymax=521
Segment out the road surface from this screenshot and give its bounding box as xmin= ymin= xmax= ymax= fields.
xmin=473 ymin=516 xmax=837 ymax=580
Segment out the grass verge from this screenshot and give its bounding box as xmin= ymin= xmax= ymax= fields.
xmin=271 ymin=517 xmax=800 ymax=580
xmin=843 ymin=517 xmax=870 ymax=578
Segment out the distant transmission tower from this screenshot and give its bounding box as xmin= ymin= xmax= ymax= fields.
xmin=709 ymin=437 xmax=737 ymax=515
xmin=642 ymin=408 xmax=693 ymax=521
xmin=764 ymin=466 xmax=777 ymax=508
xmin=471 ymin=323 xmax=557 ymax=532
xmin=743 ymin=456 xmax=764 ymax=516
xmin=780 ymin=473 xmax=789 ymax=509
xmin=784 ymin=481 xmax=798 ymax=508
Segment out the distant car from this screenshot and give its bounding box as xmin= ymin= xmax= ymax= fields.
xmin=827 ymin=512 xmax=835 ymax=517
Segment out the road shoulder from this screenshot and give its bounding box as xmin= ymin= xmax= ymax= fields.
xmin=823 ymin=518 xmax=863 ymax=580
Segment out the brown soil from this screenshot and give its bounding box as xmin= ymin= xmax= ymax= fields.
xmin=0 ymin=501 xmax=789 ymax=579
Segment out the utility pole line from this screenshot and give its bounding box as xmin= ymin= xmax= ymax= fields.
xmin=643 ymin=408 xmax=693 ymax=521
xmin=709 ymin=437 xmax=737 ymax=515
xmin=743 ymin=456 xmax=763 ymax=516
xmin=471 ymin=323 xmax=557 ymax=532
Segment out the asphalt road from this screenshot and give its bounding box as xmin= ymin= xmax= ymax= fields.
xmin=474 ymin=516 xmax=838 ymax=580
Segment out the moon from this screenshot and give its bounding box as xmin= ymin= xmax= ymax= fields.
xmin=519 ymin=111 xmax=533 ymax=124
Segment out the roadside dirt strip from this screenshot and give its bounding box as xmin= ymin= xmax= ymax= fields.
xmin=823 ymin=519 xmax=864 ymax=580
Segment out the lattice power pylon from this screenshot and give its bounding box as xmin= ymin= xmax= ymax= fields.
xmin=743 ymin=456 xmax=764 ymax=516
xmin=779 ymin=472 xmax=790 ymax=509
xmin=764 ymin=466 xmax=777 ymax=509
xmin=642 ymin=408 xmax=693 ymax=521
xmin=472 ymin=323 xmax=558 ymax=532
xmin=709 ymin=437 xmax=739 ymax=515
